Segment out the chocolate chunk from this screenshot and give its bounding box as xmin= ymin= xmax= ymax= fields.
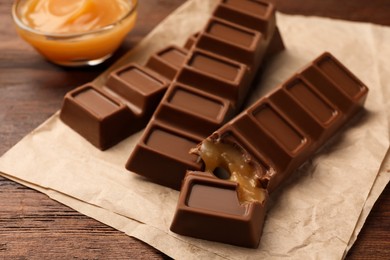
xmin=60 ymin=84 xmax=133 ymax=150
xmin=170 ymin=171 xmax=268 ymax=248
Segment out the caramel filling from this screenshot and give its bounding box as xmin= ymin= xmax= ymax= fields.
xmin=20 ymin=0 xmax=132 ymax=34
xmin=197 ymin=139 xmax=266 ymax=204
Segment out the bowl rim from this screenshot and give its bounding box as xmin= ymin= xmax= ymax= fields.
xmin=12 ymin=0 xmax=138 ymax=39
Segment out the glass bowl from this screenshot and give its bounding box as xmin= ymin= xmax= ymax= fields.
xmin=12 ymin=0 xmax=138 ymax=67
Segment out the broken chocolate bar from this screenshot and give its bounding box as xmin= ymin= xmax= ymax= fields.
xmin=126 ymin=0 xmax=285 ymax=189
xmin=170 ymin=52 xmax=369 ymax=247
xmin=60 ymin=45 xmax=187 ymax=150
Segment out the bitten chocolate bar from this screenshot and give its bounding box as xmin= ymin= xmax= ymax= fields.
xmin=60 ymin=45 xmax=188 ymax=150
xmin=126 ymin=0 xmax=285 ymax=189
xmin=170 ymin=52 xmax=369 ymax=247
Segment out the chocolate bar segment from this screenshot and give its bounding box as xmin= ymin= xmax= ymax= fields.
xmin=176 ymin=49 xmax=250 ymax=106
xmin=128 ymin=123 xmax=203 ymax=188
xmin=214 ymin=0 xmax=276 ymax=38
xmin=300 ymin=54 xmax=368 ymax=116
xmin=285 ymin=78 xmax=338 ymax=124
xmin=155 ymin=83 xmax=234 ymax=137
xmin=196 ymin=17 xmax=263 ymax=68
xmin=145 ymin=45 xmax=188 ymax=80
xmin=60 ymin=84 xmax=133 ymax=150
xmin=317 ymin=56 xmax=366 ymax=99
xmin=184 ymin=32 xmax=200 ymax=50
xmin=273 ymin=77 xmax=343 ymax=144
xmin=105 ymin=64 xmax=169 ymax=116
xmin=171 ymin=52 xmax=369 ymax=247
xmin=170 ymin=172 xmax=268 ymax=248
xmin=253 ymin=103 xmax=307 ymax=153
xmin=126 ymin=0 xmax=284 ymax=189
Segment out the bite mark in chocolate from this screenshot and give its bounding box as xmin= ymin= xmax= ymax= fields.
xmin=196 ymin=138 xmax=267 ymax=204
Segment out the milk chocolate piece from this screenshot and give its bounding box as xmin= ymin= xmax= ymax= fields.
xmin=270 ymin=77 xmax=341 ymax=144
xmin=155 ymin=83 xmax=235 ymax=137
xmin=126 ymin=0 xmax=284 ymax=189
xmin=170 ymin=52 xmax=369 ymax=247
xmin=145 ymin=45 xmax=188 ymax=80
xmin=170 ymin=172 xmax=267 ymax=248
xmin=104 ymin=63 xmax=169 ymax=117
xmin=60 ymin=84 xmax=133 ymax=150
xmin=214 ymin=0 xmax=276 ymax=38
xmin=176 ymin=48 xmax=251 ymax=106
xmin=129 ymin=122 xmax=203 ymax=188
xmin=196 ymin=17 xmax=264 ymax=68
xmin=300 ymin=54 xmax=368 ymax=115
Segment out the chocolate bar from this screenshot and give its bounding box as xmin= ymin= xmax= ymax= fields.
xmin=60 ymin=45 xmax=188 ymax=150
xmin=170 ymin=52 xmax=369 ymax=247
xmin=126 ymin=0 xmax=285 ymax=189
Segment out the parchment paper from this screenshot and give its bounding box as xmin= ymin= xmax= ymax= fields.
xmin=1 ymin=0 xmax=389 ymax=259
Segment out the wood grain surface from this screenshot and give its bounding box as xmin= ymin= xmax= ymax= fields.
xmin=1 ymin=0 xmax=389 ymax=259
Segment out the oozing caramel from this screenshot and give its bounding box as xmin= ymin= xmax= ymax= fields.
xmin=197 ymin=139 xmax=266 ymax=204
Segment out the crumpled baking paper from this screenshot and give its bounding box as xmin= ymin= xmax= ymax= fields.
xmin=1 ymin=0 xmax=389 ymax=259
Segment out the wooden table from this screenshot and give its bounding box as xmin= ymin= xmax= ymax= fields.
xmin=1 ymin=0 xmax=389 ymax=258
